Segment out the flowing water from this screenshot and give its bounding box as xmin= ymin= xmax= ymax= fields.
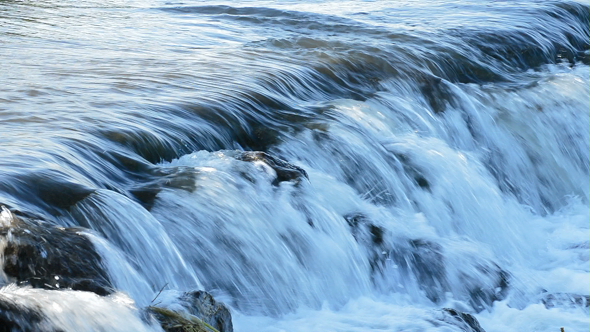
xmin=0 ymin=0 xmax=589 ymax=331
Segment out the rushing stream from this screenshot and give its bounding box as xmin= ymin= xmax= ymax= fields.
xmin=0 ymin=0 xmax=589 ymax=331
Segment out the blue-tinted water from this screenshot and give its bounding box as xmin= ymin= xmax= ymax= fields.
xmin=0 ymin=0 xmax=588 ymax=331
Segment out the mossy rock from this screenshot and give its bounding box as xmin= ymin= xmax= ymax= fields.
xmin=148 ymin=306 xmax=220 ymax=332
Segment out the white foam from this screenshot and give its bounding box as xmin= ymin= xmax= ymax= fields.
xmin=0 ymin=285 xmax=162 ymax=332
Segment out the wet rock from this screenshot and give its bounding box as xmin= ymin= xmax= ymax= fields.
xmin=0 ymin=294 xmax=48 ymax=332
xmin=28 ymin=175 xmax=94 ymax=211
xmin=101 ymin=127 xmax=184 ymax=165
xmin=367 ymin=237 xmax=450 ymax=304
xmin=148 ymin=290 xmax=233 ymax=332
xmin=464 ymin=263 xmax=509 ymax=311
xmin=343 ymin=213 xmax=508 ymax=309
xmin=0 ymin=207 xmax=113 ymax=296
xmin=148 ymin=306 xmax=212 ymax=332
xmin=1 ymin=171 xmax=94 ymax=214
xmin=540 ymin=293 xmax=590 ymax=310
xmin=418 ymin=75 xmax=456 ymax=114
xmin=235 ymin=151 xmax=308 ymax=186
xmin=179 ymin=291 xmax=233 ymax=332
xmin=392 ymin=152 xmax=431 ymax=192
xmin=344 ymin=213 xmax=388 ymax=277
xmin=130 ymin=166 xmax=198 ymax=210
xmin=415 ymin=175 xmax=430 ymax=190
xmin=344 ymin=213 xmax=445 ymax=304
xmin=129 ymin=187 xmax=161 ymax=211
xmin=440 ymin=308 xmax=486 ymax=332
xmin=344 ymin=213 xmax=385 ymax=246
xmin=403 ymin=239 xmax=449 ymax=303
xmin=395 ymin=239 xmax=509 ymax=310
xmin=343 ymin=213 xmax=449 ymax=302
xmin=130 ymin=150 xmax=307 ymax=209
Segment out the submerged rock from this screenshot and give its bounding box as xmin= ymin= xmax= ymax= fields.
xmin=344 ymin=213 xmax=449 ymax=302
xmin=344 ymin=213 xmax=389 ymax=281
xmin=235 ymin=151 xmax=308 ymax=186
xmin=0 ymin=207 xmax=113 ymax=296
xmin=403 ymin=239 xmax=449 ymax=303
xmin=344 ymin=213 xmax=385 ymax=246
xmin=130 ymin=166 xmax=199 ymax=210
xmin=539 ymin=293 xmax=590 ymax=311
xmin=440 ymin=308 xmax=486 ymax=332
xmin=130 ymin=150 xmax=307 ymax=210
xmin=0 ymin=293 xmax=48 ymax=332
xmin=148 ymin=290 xmax=233 ymax=332
xmin=3 ymin=171 xmax=95 ymax=215
xmin=397 ymin=240 xmax=509 ymax=310
xmin=464 ymin=263 xmax=509 ymax=312
xmin=343 ymin=212 xmax=509 ymax=310
xmin=418 ymin=75 xmax=457 ymax=114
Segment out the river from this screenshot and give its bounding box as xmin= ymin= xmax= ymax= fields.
xmin=0 ymin=0 xmax=588 ymax=331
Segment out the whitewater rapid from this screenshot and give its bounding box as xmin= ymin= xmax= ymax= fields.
xmin=0 ymin=0 xmax=588 ymax=331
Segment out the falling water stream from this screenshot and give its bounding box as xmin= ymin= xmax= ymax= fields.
xmin=0 ymin=0 xmax=588 ymax=331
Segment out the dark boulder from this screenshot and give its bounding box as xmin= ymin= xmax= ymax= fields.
xmin=179 ymin=291 xmax=233 ymax=332
xmin=235 ymin=151 xmax=308 ymax=186
xmin=148 ymin=290 xmax=233 ymax=332
xmin=440 ymin=308 xmax=486 ymax=332
xmin=0 ymin=294 xmax=49 ymax=332
xmin=0 ymin=207 xmax=113 ymax=296
xmin=391 ymin=152 xmax=431 ymax=192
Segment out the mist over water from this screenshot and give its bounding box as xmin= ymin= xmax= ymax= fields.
xmin=0 ymin=0 xmax=588 ymax=331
